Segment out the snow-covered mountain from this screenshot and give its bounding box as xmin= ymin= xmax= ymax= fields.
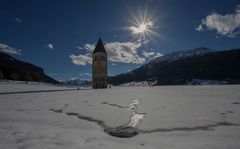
xmin=109 ymin=48 xmax=240 ymax=85
xmin=62 ymin=78 xmax=91 ymax=86
xmin=152 ymin=47 xmax=213 ymax=63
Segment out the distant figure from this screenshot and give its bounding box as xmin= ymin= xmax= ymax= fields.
xmin=92 ymin=37 xmax=108 ymax=89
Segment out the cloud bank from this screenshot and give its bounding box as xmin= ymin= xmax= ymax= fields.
xmin=69 ymin=54 xmax=92 ymax=66
xmin=0 ymin=43 xmax=22 ymax=55
xmin=196 ymin=6 xmax=240 ymax=37
xmin=105 ymin=42 xmax=145 ymax=64
xmin=143 ymin=50 xmax=163 ymax=59
xmin=70 ymin=41 xmax=163 ymax=66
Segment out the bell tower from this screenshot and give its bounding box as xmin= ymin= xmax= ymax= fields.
xmin=92 ymin=37 xmax=108 ymax=88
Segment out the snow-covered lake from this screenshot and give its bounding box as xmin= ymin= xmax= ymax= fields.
xmin=0 ymin=82 xmax=240 ymax=149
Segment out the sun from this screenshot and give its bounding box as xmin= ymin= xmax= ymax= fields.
xmin=128 ymin=10 xmax=158 ymax=42
xmin=139 ymin=23 xmax=147 ymax=33
xmin=137 ymin=21 xmax=154 ymax=34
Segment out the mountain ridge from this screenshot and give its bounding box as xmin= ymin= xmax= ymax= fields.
xmin=108 ymin=48 xmax=240 ymax=85
xmin=62 ymin=78 xmax=91 ymax=86
xmin=0 ymin=52 xmax=59 ymax=84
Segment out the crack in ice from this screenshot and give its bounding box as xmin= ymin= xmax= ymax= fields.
xmin=49 ymin=100 xmax=240 ymax=138
xmin=49 ymin=99 xmax=146 ymax=138
xmin=126 ymin=99 xmax=146 ymax=128
xmin=137 ymin=121 xmax=240 ymax=133
xmin=101 ymin=99 xmax=146 ymax=128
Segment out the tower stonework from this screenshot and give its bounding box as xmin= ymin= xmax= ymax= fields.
xmin=92 ymin=38 xmax=107 ymax=88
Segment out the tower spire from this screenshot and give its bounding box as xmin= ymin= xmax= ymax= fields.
xmin=93 ymin=37 xmax=106 ymax=54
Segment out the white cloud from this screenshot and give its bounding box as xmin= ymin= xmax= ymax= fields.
xmin=84 ymin=44 xmax=95 ymax=52
xmin=76 ymin=46 xmax=84 ymax=50
xmin=143 ymin=50 xmax=155 ymax=58
xmin=71 ymin=41 xmax=164 ymax=66
xmin=0 ymin=43 xmax=22 ymax=55
xmin=47 ymin=43 xmax=54 ymax=49
xmin=105 ymin=42 xmax=145 ymax=64
xmin=69 ymin=54 xmax=92 ymax=66
xmin=155 ymin=52 xmax=163 ymax=58
xmin=84 ymin=73 xmax=92 ymax=76
xmin=127 ymin=26 xmax=142 ymax=35
xmin=73 ymin=41 xmax=146 ymax=65
xmin=196 ymin=6 xmax=240 ymax=37
xmin=143 ymin=50 xmax=163 ymax=59
xmin=15 ymin=17 xmax=22 ymax=23
xmin=195 ymin=24 xmax=203 ymax=31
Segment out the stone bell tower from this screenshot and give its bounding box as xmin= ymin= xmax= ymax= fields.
xmin=92 ymin=37 xmax=107 ymax=88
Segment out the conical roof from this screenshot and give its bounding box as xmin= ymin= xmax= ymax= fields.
xmin=93 ymin=38 xmax=106 ymax=54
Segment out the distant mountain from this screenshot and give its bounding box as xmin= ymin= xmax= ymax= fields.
xmin=62 ymin=79 xmax=91 ymax=86
xmin=152 ymin=47 xmax=213 ymax=63
xmin=108 ymin=48 xmax=240 ymax=85
xmin=0 ymin=52 xmax=59 ymax=84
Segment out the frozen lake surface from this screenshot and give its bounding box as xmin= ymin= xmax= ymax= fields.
xmin=0 ymin=82 xmax=240 ymax=149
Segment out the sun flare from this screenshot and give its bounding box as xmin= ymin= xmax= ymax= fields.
xmin=128 ymin=10 xmax=158 ymax=42
xmin=139 ymin=23 xmax=147 ymax=33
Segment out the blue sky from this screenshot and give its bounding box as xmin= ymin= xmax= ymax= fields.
xmin=0 ymin=0 xmax=240 ymax=81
